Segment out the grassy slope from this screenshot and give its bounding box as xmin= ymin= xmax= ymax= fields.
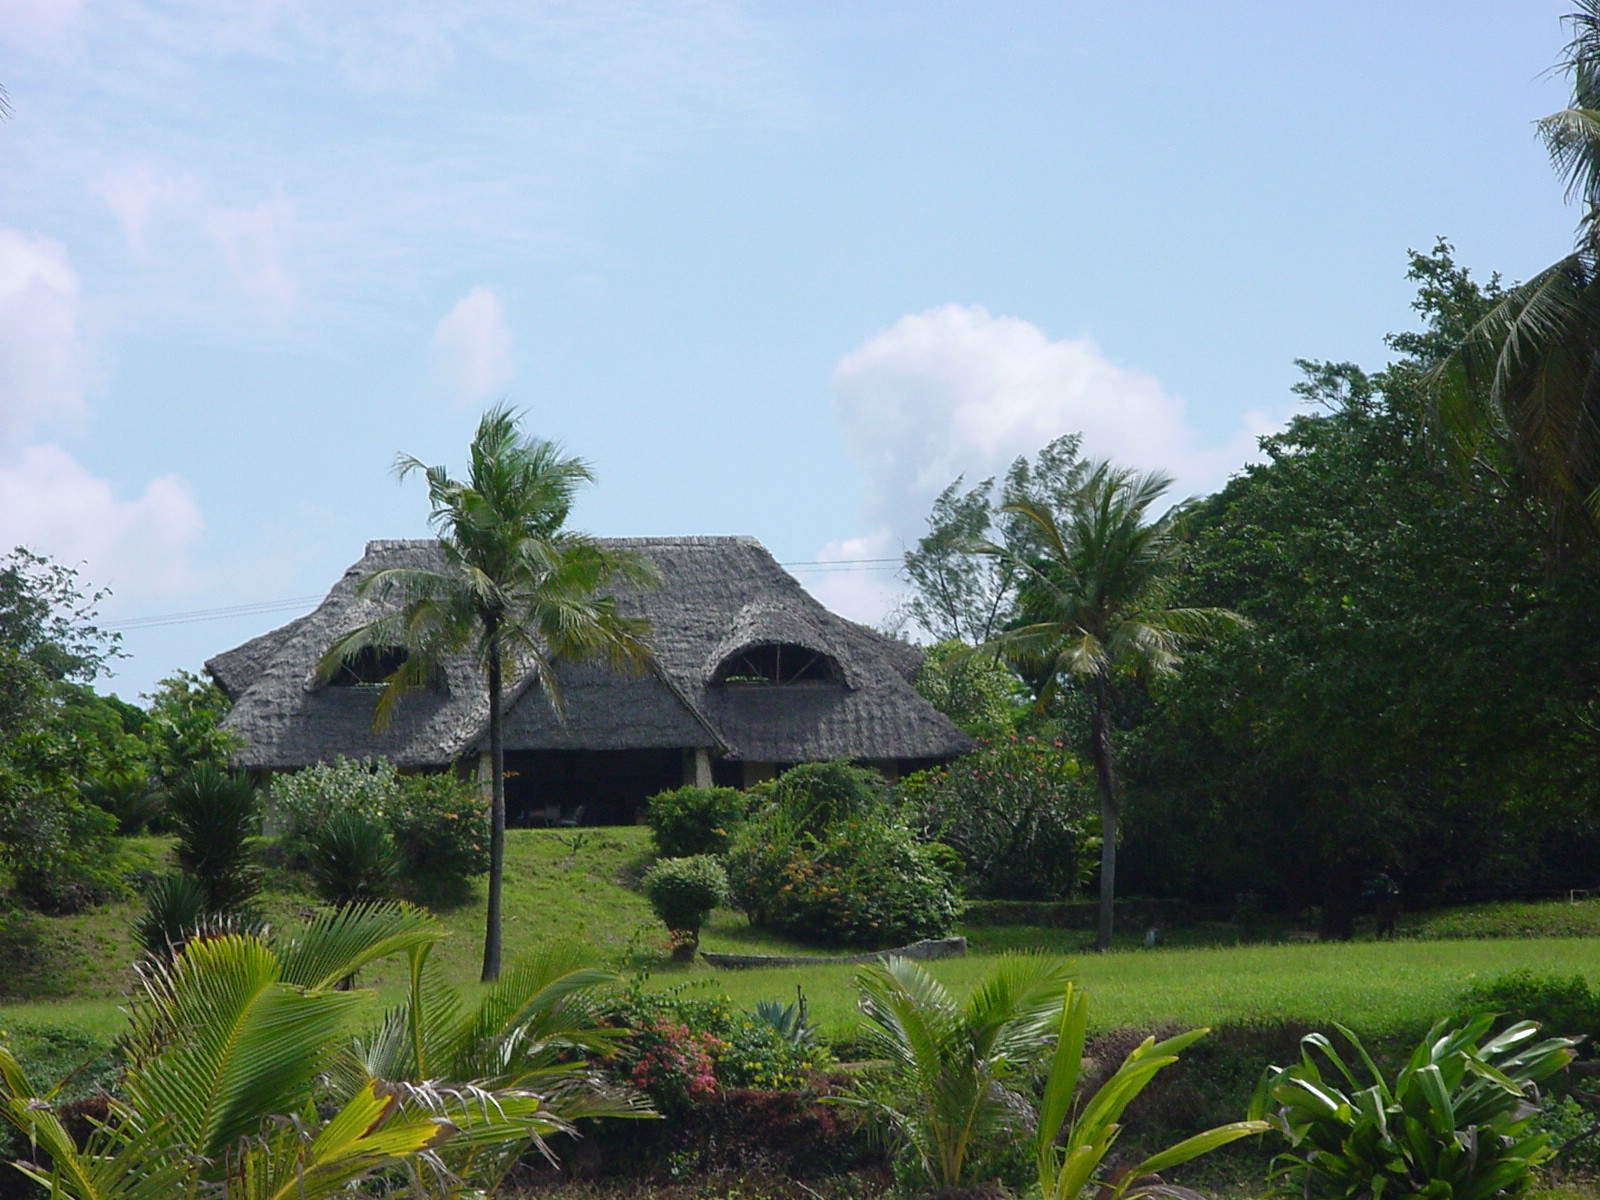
xmin=9 ymin=827 xmax=1600 ymax=1046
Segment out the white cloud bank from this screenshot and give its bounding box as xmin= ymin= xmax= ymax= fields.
xmin=433 ymin=287 xmax=514 ymax=404
xmin=809 ymin=303 xmax=1280 ymax=625
xmin=0 ymin=227 xmax=205 ymax=602
xmin=0 ymin=229 xmax=88 ymax=445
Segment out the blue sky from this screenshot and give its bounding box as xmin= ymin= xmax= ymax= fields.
xmin=0 ymin=0 xmax=1579 ymax=699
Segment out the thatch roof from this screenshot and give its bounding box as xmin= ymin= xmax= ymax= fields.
xmin=208 ymin=536 xmax=971 ymax=770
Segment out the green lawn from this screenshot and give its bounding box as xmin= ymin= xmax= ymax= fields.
xmin=7 ymin=827 xmax=1600 ymax=1049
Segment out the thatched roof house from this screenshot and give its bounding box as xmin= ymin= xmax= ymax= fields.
xmin=207 ymin=536 xmax=971 ymax=824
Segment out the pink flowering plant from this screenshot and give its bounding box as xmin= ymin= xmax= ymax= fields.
xmin=902 ymin=735 xmax=1097 ymax=901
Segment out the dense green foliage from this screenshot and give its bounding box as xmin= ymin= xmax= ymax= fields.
xmin=903 ymin=734 xmax=1096 ymax=900
xmin=166 ymin=766 xmax=263 ymax=917
xmin=1454 ymin=971 xmax=1600 ymax=1044
xmin=911 ymin=640 xmax=1023 ymax=739
xmin=644 ymin=786 xmax=751 ymax=858
xmin=725 ymin=765 xmax=959 ymax=948
xmin=1251 ymin=1016 xmax=1576 ymax=1200
xmin=263 ymin=758 xmax=488 ymax=895
xmin=133 ymin=872 xmax=208 ymax=960
xmin=1124 ymin=245 xmax=1600 ymax=935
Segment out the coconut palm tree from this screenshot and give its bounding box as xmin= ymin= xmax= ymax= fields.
xmin=322 ymin=406 xmax=656 ymax=980
xmin=843 ymin=955 xmax=1073 ymax=1191
xmin=1430 ymin=3 xmax=1600 ymax=541
xmin=977 ymin=462 xmax=1247 ymax=951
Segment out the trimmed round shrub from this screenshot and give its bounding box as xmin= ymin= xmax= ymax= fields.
xmin=643 ymin=855 xmax=729 ymax=954
xmin=307 ymin=810 xmax=398 ymax=905
xmin=644 ymin=785 xmax=750 ymax=858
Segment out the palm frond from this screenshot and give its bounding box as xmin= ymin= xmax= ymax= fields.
xmin=275 ymin=902 xmax=443 ymax=990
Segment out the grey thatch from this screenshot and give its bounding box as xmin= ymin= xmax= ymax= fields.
xmin=208 ymin=536 xmax=972 ymax=771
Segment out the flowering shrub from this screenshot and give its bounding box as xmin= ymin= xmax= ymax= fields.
xmin=389 ymin=773 xmax=488 ymax=887
xmin=605 ymin=986 xmax=833 ymax=1108
xmin=262 ymin=756 xmax=393 ymax=860
xmin=902 ymin=735 xmax=1097 ymax=900
xmin=623 ymin=1018 xmax=725 ymax=1111
xmin=725 ymin=765 xmax=960 ymax=948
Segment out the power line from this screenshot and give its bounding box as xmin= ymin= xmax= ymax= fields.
xmin=106 ymin=556 xmax=909 ymax=633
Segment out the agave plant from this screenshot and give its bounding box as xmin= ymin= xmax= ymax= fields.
xmin=334 ymin=938 xmax=651 ymax=1194
xmin=0 ymin=904 xmax=615 ymax=1200
xmin=844 ymin=955 xmax=1073 ymax=1190
xmin=1249 ymin=1015 xmax=1577 ymax=1200
xmin=1034 ymin=983 xmax=1265 ymax=1200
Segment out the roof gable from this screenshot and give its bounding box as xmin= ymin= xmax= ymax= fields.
xmin=208 ymin=535 xmax=971 ymax=769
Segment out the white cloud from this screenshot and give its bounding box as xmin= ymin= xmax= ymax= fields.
xmin=0 ymin=229 xmax=89 ymax=446
xmin=821 ymin=303 xmax=1281 ymax=629
xmin=433 ymin=287 xmax=514 ymax=404
xmin=0 ymin=444 xmax=204 ymax=601
xmin=0 ymin=226 xmax=207 ymax=602
xmin=205 ymin=194 xmax=299 ymax=314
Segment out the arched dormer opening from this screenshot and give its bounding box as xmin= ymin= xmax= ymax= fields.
xmin=712 ymin=642 xmax=843 ymax=686
xmin=327 ymin=645 xmax=411 ymax=687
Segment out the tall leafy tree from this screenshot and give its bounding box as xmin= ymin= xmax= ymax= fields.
xmin=1128 ymin=244 xmax=1600 ymax=936
xmin=323 ymin=407 xmax=656 ymax=980
xmin=1429 ymin=2 xmax=1600 ymax=543
xmin=978 ymin=464 xmax=1245 ymax=951
xmin=901 ymin=434 xmax=1086 ymax=644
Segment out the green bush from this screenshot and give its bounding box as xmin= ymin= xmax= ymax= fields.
xmin=1 ymin=786 xmax=121 ymax=914
xmin=307 ymin=810 xmax=399 ymax=905
xmin=902 ymin=735 xmax=1097 ymax=900
xmin=167 ymin=766 xmax=262 ymax=917
xmin=1454 ymin=970 xmax=1600 ymax=1043
xmin=388 ymin=773 xmax=488 ymax=889
xmin=726 ymin=764 xmax=960 ymax=948
xmin=1251 ymin=1015 xmax=1576 ymax=1200
xmin=644 ymin=785 xmax=750 ymax=858
xmin=643 ymin=855 xmax=728 ymax=951
xmin=769 ymin=760 xmax=887 ymax=826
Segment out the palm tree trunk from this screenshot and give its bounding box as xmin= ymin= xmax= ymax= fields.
xmin=1088 ymin=679 xmax=1120 ymax=953
xmin=481 ymin=618 xmax=506 ymax=983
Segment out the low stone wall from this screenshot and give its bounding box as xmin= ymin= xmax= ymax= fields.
xmin=700 ymin=936 xmax=967 ymax=970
